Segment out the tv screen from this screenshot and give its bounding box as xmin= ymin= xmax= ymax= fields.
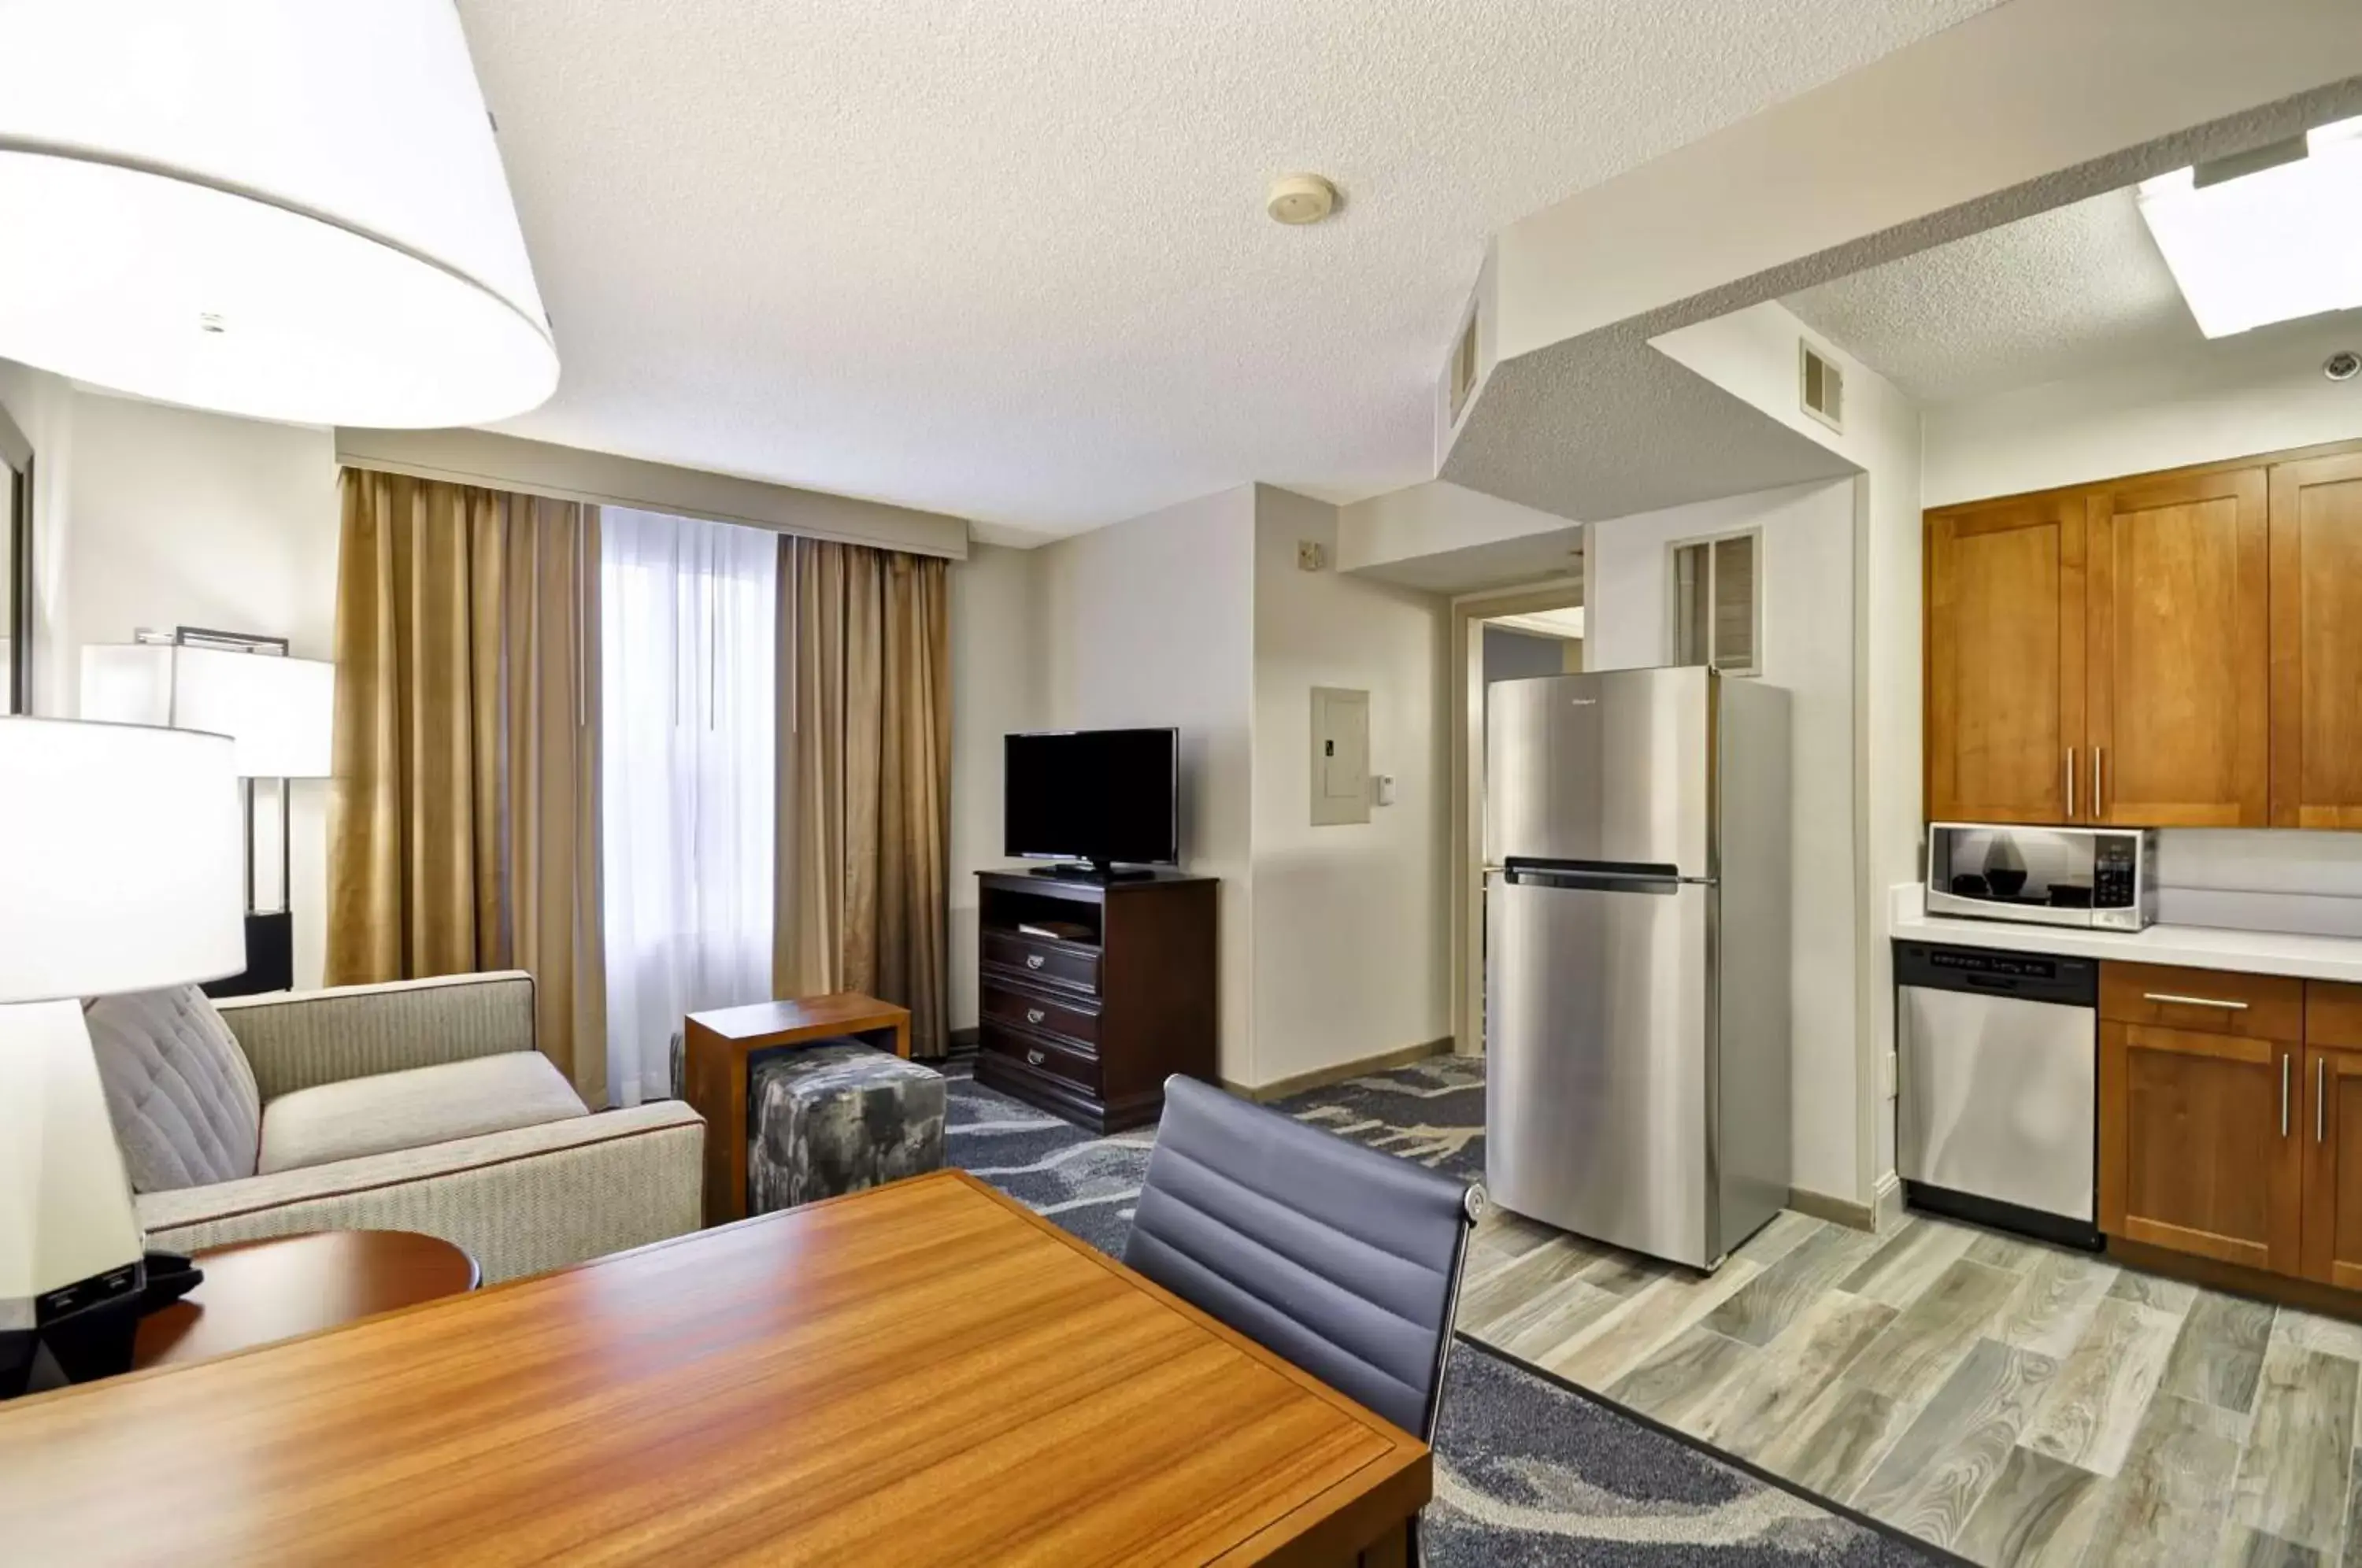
xmin=1004 ymin=728 xmax=1179 ymax=867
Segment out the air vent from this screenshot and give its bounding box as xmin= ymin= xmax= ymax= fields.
xmin=1799 ymin=340 xmax=1844 ymax=433
xmin=1449 ymin=308 xmax=1480 ymax=424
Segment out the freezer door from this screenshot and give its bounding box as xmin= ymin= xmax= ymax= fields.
xmin=1484 ymin=869 xmax=1714 ymax=1267
xmin=1486 ymin=668 xmax=1712 ymax=874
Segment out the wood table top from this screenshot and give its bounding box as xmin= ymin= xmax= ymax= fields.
xmin=134 ymin=1229 xmax=479 ymax=1370
xmin=687 ymin=990 xmax=910 ymax=1049
xmin=0 ymin=1170 xmax=1428 ymax=1566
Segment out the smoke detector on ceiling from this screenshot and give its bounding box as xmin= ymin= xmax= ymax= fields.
xmin=1268 ymin=174 xmax=1340 ymax=226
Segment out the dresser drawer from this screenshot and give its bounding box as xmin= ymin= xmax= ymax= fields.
xmin=982 ymin=982 xmax=1100 ymax=1051
xmin=982 ymin=930 xmax=1101 ymax=995
xmin=980 ymin=1023 xmax=1101 ymax=1096
xmin=2100 ymin=961 xmax=2302 ymax=1041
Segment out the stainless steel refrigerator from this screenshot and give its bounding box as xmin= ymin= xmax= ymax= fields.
xmin=1484 ymin=667 xmax=1790 ymax=1270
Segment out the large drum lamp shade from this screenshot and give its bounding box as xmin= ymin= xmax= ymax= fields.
xmin=0 ymin=2 xmax=557 ymax=427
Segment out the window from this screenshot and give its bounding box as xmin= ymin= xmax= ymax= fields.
xmin=601 ymin=508 xmax=779 ymax=1104
xmin=1670 ymin=530 xmax=1760 ymax=676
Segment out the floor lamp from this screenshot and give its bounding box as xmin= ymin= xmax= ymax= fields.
xmin=81 ymin=631 xmax=333 ymax=996
xmin=0 ymin=718 xmax=244 ymax=1396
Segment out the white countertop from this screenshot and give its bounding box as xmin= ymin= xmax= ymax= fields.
xmin=1889 ymin=886 xmax=2362 ymax=983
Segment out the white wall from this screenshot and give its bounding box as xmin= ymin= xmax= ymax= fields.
xmin=61 ymin=391 xmax=341 ymax=990
xmin=1924 ymin=319 xmax=2362 ymax=507
xmin=1585 ymin=479 xmax=1864 ymax=1207
xmin=1035 ymin=487 xmax=1258 ymax=1078
xmin=1249 ymin=486 xmax=1449 ymax=1086
xmin=946 ymin=542 xmax=1040 ymax=1031
xmin=0 ymin=360 xmax=77 ymax=716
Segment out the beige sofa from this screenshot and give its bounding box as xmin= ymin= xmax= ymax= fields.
xmin=135 ymin=972 xmax=705 ymax=1283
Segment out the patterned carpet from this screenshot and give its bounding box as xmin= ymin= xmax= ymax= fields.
xmin=943 ymin=1054 xmax=1942 ymax=1567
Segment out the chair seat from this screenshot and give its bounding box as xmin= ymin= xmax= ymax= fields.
xmin=259 ymin=1052 xmax=590 ymax=1175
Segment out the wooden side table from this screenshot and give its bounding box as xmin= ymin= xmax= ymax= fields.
xmin=683 ymin=993 xmax=911 ymax=1223
xmin=132 ymin=1230 xmax=479 ymax=1371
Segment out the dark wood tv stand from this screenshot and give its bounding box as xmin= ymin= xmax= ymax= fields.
xmin=974 ymin=868 xmax=1216 ymax=1132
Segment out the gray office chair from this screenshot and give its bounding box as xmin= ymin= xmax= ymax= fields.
xmin=1124 ymin=1074 xmax=1484 ymax=1447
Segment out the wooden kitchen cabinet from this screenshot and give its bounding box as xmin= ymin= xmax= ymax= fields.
xmin=1924 ymin=494 xmax=2084 ymax=823
xmin=2270 ymin=453 xmax=2362 ymax=828
xmin=2099 ymin=963 xmax=2304 ymax=1276
xmin=2301 ymin=1045 xmax=2362 ymax=1291
xmin=2084 ymin=467 xmax=2271 ymax=827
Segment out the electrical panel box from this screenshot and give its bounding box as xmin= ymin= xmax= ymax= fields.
xmin=1310 ymin=686 xmax=1370 ymax=826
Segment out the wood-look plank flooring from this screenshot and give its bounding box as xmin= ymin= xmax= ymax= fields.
xmin=1458 ymin=1207 xmax=2362 ymax=1567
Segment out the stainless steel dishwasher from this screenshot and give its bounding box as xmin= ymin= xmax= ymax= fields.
xmin=1896 ymin=941 xmax=2101 ymax=1250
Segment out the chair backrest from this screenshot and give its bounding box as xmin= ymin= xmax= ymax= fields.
xmin=1123 ymin=1074 xmax=1482 ymax=1440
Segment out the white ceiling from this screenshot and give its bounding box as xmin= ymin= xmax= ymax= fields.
xmin=1783 ymin=188 xmax=2205 ymax=405
xmin=456 ymin=0 xmax=2002 ymax=539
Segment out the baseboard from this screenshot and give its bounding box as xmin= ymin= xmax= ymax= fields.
xmin=1786 ymin=1185 xmax=1879 ymax=1233
xmin=1224 ymin=1037 xmax=1454 ymax=1104
xmin=946 ymin=1026 xmax=979 ymax=1061
xmin=1873 ymin=1170 xmax=1906 ymax=1233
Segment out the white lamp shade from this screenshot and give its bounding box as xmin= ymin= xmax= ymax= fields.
xmin=0 ymin=1 xmax=557 ymax=427
xmin=0 ymin=718 xmax=246 ymax=1004
xmin=82 ymin=644 xmax=335 ymax=778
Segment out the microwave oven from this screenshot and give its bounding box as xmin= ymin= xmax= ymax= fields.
xmin=1925 ymin=823 xmax=2154 ymax=931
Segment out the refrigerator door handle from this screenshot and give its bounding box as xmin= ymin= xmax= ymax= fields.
xmin=1497 ymin=858 xmax=1709 ymax=893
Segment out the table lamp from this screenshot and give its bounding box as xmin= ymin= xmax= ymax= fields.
xmin=82 ymin=631 xmax=333 ymax=994
xmin=0 ymin=717 xmax=244 ymax=1396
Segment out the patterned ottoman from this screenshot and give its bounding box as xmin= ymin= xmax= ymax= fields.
xmin=748 ymin=1040 xmax=946 ymax=1214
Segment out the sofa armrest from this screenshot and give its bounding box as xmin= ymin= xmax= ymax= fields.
xmin=216 ymin=972 xmax=538 ymax=1101
xmin=136 ymin=1101 xmax=703 ymax=1284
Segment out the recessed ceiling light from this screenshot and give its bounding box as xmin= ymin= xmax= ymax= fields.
xmin=0 ymin=2 xmax=557 ymax=428
xmin=2137 ymin=117 xmax=2362 ymax=338
xmin=1267 ymin=174 xmax=1340 ymax=227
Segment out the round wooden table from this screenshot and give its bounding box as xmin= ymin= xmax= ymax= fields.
xmin=132 ymin=1230 xmax=480 ymax=1371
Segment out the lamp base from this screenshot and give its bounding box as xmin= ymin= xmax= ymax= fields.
xmin=0 ymin=1000 xmax=150 ymax=1394
xmin=200 ymin=911 xmax=294 ymax=998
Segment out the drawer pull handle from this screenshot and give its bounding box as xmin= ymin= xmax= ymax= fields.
xmin=2142 ymin=992 xmax=2248 ymax=1011
xmin=1026 ymin=1008 xmax=1046 ymax=1025
xmin=1025 ymin=954 xmax=1046 ymax=971
xmin=1025 ymin=1048 xmax=1046 ymax=1067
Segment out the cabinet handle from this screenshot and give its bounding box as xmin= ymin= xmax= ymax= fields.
xmin=2282 ymin=1050 xmax=2292 ymax=1138
xmin=1025 ymin=954 xmax=1046 ymax=971
xmin=2066 ymin=749 xmax=2076 ymax=819
xmin=1025 ymin=1008 xmax=1046 ymax=1025
xmin=1025 ymin=1048 xmax=1046 ymax=1067
xmin=2093 ymin=747 xmax=2105 ymax=820
xmin=2320 ymin=1056 xmax=2329 ymax=1145
xmin=2142 ymin=993 xmax=2248 ymax=1011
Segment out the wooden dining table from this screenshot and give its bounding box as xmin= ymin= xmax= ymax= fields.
xmin=0 ymin=1169 xmax=1430 ymax=1565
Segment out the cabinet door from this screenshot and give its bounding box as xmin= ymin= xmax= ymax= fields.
xmin=2086 ymin=468 xmax=2270 ymax=826
xmin=2099 ymin=1021 xmax=2301 ymax=1274
xmin=2303 ymin=1046 xmax=2362 ymax=1289
xmin=2270 ymin=453 xmax=2362 ymax=828
xmin=1925 ymin=497 xmax=2084 ymax=823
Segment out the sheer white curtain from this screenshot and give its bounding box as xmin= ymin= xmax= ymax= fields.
xmin=601 ymin=508 xmax=778 ymax=1105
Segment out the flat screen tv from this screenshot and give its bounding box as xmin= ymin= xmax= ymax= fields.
xmin=1004 ymin=728 xmax=1179 ymax=875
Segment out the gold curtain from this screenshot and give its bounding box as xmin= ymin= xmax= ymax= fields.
xmin=776 ymin=537 xmax=952 ymax=1057
xmin=325 ymin=468 xmax=607 ymax=1105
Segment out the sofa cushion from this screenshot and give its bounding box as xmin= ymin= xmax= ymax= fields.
xmin=259 ymin=1052 xmax=589 ymax=1175
xmin=86 ymin=986 xmax=262 ymax=1192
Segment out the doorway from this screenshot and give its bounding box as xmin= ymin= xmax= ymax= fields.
xmin=1449 ymin=579 xmax=1585 ymax=1060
